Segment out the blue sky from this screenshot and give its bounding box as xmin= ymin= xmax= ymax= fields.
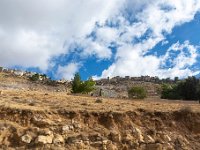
xmin=0 ymin=0 xmax=200 ymax=80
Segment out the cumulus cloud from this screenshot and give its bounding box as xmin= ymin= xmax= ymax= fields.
xmin=0 ymin=0 xmax=200 ymax=79
xmin=56 ymin=63 xmax=81 ymax=80
xmin=0 ymin=0 xmax=123 ymax=70
xmin=99 ymin=41 xmax=200 ymax=79
xmin=94 ymin=0 xmax=200 ymax=79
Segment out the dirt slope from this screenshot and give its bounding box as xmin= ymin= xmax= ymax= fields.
xmin=0 ymin=90 xmax=200 ymax=150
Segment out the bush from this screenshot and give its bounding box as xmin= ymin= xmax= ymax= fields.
xmin=161 ymin=76 xmax=200 ymax=101
xmin=161 ymin=84 xmax=182 ymax=100
xmin=72 ymin=73 xmax=82 ymax=93
xmin=71 ymin=73 xmax=95 ymax=94
xmin=29 ymin=73 xmax=40 ymax=81
xmin=128 ymin=86 xmax=147 ymax=99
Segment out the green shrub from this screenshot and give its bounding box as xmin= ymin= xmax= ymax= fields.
xmin=161 ymin=76 xmax=200 ymax=101
xmin=72 ymin=73 xmax=82 ymax=93
xmin=161 ymin=84 xmax=181 ymax=99
xmin=128 ymin=86 xmax=147 ymax=99
xmin=29 ymin=73 xmax=40 ymax=81
xmin=71 ymin=73 xmax=95 ymax=94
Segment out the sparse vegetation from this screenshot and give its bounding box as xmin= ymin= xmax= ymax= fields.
xmin=29 ymin=73 xmax=40 ymax=81
xmin=128 ymin=86 xmax=147 ymax=99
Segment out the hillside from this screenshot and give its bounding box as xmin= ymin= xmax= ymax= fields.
xmin=0 ymin=71 xmax=69 ymax=92
xmin=0 ymin=71 xmax=200 ymax=150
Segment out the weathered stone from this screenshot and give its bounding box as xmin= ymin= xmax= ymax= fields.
xmin=89 ymin=133 xmax=102 ymax=142
xmin=0 ymin=90 xmax=3 ymax=95
xmin=33 ymin=116 xmax=55 ymax=127
xmin=90 ymin=141 xmax=102 ymax=147
xmin=123 ymin=133 xmax=134 ymax=142
xmin=73 ymin=123 xmax=82 ymax=129
xmin=162 ymin=134 xmax=172 ymax=142
xmin=102 ymin=139 xmax=109 ymax=145
xmin=41 ymin=128 xmax=53 ymax=136
xmin=75 ymin=140 xmax=84 ymax=149
xmin=102 ymin=144 xmax=107 ymax=150
xmin=21 ymin=134 xmax=32 ymax=144
xmin=66 ymin=136 xmax=78 ymax=144
xmin=62 ymin=125 xmax=74 ymax=133
xmin=110 ymin=131 xmax=121 ymax=142
xmin=133 ymin=127 xmax=144 ymax=142
xmin=36 ymin=135 xmax=54 ymax=144
xmin=81 ymin=134 xmax=89 ymax=141
xmin=53 ymin=134 xmax=64 ymax=144
xmin=62 ymin=125 xmax=70 ymax=132
xmin=174 ymin=136 xmax=189 ymax=149
xmin=144 ymin=135 xmax=155 ymax=143
xmin=163 ymin=143 xmax=174 ymax=150
xmin=107 ymin=143 xmax=118 ymax=150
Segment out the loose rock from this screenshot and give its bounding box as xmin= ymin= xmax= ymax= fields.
xmin=21 ymin=134 xmax=32 ymax=144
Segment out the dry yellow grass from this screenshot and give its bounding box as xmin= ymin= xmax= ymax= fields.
xmin=0 ymin=89 xmax=199 ymax=113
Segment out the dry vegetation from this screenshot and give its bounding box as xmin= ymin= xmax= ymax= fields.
xmin=0 ymin=72 xmax=200 ymax=149
xmin=0 ymin=89 xmax=200 ymax=149
xmin=0 ymin=90 xmax=199 ymax=113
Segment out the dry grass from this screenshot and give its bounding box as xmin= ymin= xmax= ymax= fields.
xmin=0 ymin=89 xmax=199 ymax=113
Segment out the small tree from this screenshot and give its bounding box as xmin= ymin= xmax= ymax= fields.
xmin=128 ymin=86 xmax=147 ymax=99
xmin=71 ymin=73 xmax=95 ymax=94
xmin=81 ymin=77 xmax=95 ymax=94
xmin=72 ymin=73 xmax=82 ymax=93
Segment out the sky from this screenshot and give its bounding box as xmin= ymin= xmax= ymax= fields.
xmin=0 ymin=0 xmax=200 ymax=80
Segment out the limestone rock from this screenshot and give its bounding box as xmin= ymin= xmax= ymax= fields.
xmin=62 ymin=125 xmax=74 ymax=133
xmin=73 ymin=123 xmax=82 ymax=130
xmin=133 ymin=127 xmax=144 ymax=142
xmin=107 ymin=143 xmax=118 ymax=150
xmin=36 ymin=135 xmax=54 ymax=144
xmin=110 ymin=131 xmax=121 ymax=142
xmin=162 ymin=134 xmax=171 ymax=142
xmin=74 ymin=140 xmax=84 ymax=149
xmin=123 ymin=133 xmax=134 ymax=143
xmin=144 ymin=135 xmax=155 ymax=143
xmin=53 ymin=134 xmax=64 ymax=144
xmin=21 ymin=134 xmax=32 ymax=144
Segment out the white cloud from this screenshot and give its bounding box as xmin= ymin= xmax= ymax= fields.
xmin=95 ymin=0 xmax=200 ymax=79
xmin=99 ymin=41 xmax=199 ymax=79
xmin=162 ymin=41 xmax=198 ymax=68
xmin=0 ymin=0 xmax=124 ymax=70
xmin=0 ymin=0 xmax=200 ymax=79
xmin=56 ymin=63 xmax=81 ymax=80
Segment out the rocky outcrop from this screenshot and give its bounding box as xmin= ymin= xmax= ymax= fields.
xmin=0 ymin=106 xmax=200 ymax=150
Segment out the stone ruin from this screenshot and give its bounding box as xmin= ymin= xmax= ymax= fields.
xmin=92 ymin=76 xmax=164 ymax=99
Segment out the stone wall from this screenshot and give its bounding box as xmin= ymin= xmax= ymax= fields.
xmin=94 ymin=76 xmax=162 ymax=98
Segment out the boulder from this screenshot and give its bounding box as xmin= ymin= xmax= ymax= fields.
xmin=21 ymin=134 xmax=32 ymax=144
